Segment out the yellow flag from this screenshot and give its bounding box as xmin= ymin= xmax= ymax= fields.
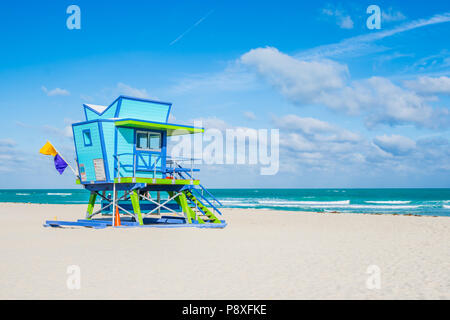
xmin=39 ymin=141 xmax=57 ymax=156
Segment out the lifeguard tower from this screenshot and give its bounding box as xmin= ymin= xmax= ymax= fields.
xmin=46 ymin=95 xmax=225 ymax=229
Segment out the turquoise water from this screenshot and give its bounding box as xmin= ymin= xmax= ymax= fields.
xmin=1 ymin=188 xmax=450 ymax=217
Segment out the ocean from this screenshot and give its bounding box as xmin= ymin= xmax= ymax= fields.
xmin=1 ymin=188 xmax=450 ymax=217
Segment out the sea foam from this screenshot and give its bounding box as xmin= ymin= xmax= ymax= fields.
xmin=365 ymin=201 xmax=411 ymax=204
xmin=47 ymin=193 xmax=72 ymax=196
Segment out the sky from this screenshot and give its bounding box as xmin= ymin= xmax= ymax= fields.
xmin=0 ymin=0 xmax=449 ymax=189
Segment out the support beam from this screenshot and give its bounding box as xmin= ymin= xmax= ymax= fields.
xmin=86 ymin=192 xmax=97 ymax=219
xmin=173 ymin=192 xmax=196 ymax=224
xmin=130 ymin=190 xmax=144 ymax=225
xmin=140 ymin=192 xmax=182 ymax=216
xmin=157 ymin=191 xmax=161 ymax=215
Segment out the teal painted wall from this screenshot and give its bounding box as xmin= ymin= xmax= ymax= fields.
xmin=99 ymin=101 xmax=118 ymax=120
xmin=135 ymin=152 xmax=163 ymax=179
xmin=100 ymin=121 xmax=115 ymax=180
xmin=118 ymin=98 xmax=170 ymax=123
xmin=116 ymin=127 xmax=163 ymax=178
xmin=85 ymin=108 xmax=99 ymax=121
xmin=73 ymin=122 xmax=105 ymax=182
xmin=116 ymin=127 xmax=134 ymax=178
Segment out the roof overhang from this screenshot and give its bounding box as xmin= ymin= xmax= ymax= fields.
xmin=114 ymin=119 xmax=204 ymax=136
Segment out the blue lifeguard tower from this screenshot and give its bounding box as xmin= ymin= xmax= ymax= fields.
xmin=48 ymin=96 xmax=225 ymax=229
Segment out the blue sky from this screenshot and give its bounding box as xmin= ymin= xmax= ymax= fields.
xmin=0 ymin=0 xmax=449 ymax=188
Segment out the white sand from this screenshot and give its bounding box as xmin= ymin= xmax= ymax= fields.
xmin=0 ymin=203 xmax=449 ymax=299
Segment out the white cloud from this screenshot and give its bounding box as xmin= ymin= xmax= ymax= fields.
xmin=272 ymin=115 xmax=449 ymax=179
xmin=80 ymin=94 xmax=94 ymax=102
xmin=191 ymin=116 xmax=229 ymax=131
xmin=117 ymin=82 xmax=151 ymax=99
xmin=240 ymin=47 xmax=450 ymax=129
xmin=243 ymin=111 xmax=256 ymax=120
xmin=0 ymin=138 xmax=28 ymax=173
xmin=339 ymin=16 xmax=354 ymax=29
xmin=404 ymin=76 xmax=450 ymax=95
xmin=271 ymin=115 xmax=368 ymax=173
xmin=373 ymin=134 xmax=416 ymax=156
xmin=274 ymin=114 xmax=361 ymax=143
xmin=170 ymin=64 xmax=257 ymax=94
xmin=241 ymin=47 xmax=348 ymax=105
xmin=382 ymin=8 xmax=407 ymax=22
xmin=0 ymin=138 xmax=16 ymax=147
xmin=408 ymin=51 xmax=450 ymax=73
xmin=352 ymin=77 xmax=445 ymax=129
xmin=322 ymin=6 xmax=354 ymax=29
xmin=42 ymin=118 xmax=78 ymax=139
xmin=41 ymin=86 xmax=70 ymax=96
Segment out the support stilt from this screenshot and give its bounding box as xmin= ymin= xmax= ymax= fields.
xmin=168 ymin=191 xmax=194 ymax=223
xmin=157 ymin=191 xmax=161 ymax=215
xmin=86 ymin=192 xmax=97 ymax=219
xmin=130 ymin=189 xmax=144 ymax=225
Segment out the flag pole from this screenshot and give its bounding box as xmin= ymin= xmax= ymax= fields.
xmin=51 ymin=142 xmax=78 ymax=177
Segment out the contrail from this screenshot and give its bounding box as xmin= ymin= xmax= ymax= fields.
xmin=170 ymin=9 xmax=215 ymax=46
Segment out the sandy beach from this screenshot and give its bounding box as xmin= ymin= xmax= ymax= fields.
xmin=0 ymin=203 xmax=449 ymax=299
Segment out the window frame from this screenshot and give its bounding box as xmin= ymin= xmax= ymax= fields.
xmin=82 ymin=129 xmax=92 ymax=147
xmin=135 ymin=130 xmax=162 ymax=152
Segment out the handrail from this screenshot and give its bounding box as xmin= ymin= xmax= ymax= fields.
xmin=197 ymin=184 xmax=223 ymax=207
xmin=189 ymin=188 xmax=223 ymax=216
xmin=166 ymin=155 xmax=202 ymax=163
xmin=115 ymin=153 xmax=164 ymax=177
xmin=176 ymin=163 xmax=222 ymax=207
xmin=165 ymin=168 xmax=200 ymax=173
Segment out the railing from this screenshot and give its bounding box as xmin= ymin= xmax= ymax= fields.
xmin=165 ymin=156 xmax=201 ymax=182
xmin=189 ymin=188 xmax=223 ymax=216
xmin=167 ymin=160 xmax=222 ymax=212
xmin=114 ymin=153 xmax=164 ymax=181
xmin=173 ymin=163 xmax=222 ymax=207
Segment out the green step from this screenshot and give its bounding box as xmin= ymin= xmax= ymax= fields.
xmin=183 ymin=190 xmax=221 ymax=223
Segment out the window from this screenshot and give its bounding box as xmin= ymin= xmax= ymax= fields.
xmin=149 ymin=133 xmax=160 ymax=149
xmin=136 ymin=131 xmax=161 ymax=151
xmin=83 ymin=129 xmax=92 ymax=146
xmin=136 ymin=132 xmax=148 ymax=149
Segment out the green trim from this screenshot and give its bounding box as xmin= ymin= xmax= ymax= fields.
xmin=130 ymin=190 xmax=144 ymax=225
xmin=114 ymin=177 xmax=199 ymax=185
xmin=76 ymin=178 xmax=199 ymax=185
xmin=86 ymin=192 xmax=97 ymax=219
xmin=115 ymin=120 xmax=204 ymax=136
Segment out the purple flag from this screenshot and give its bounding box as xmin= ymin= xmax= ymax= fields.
xmin=54 ymin=154 xmax=68 ymax=174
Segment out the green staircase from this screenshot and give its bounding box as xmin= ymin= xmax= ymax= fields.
xmin=184 ymin=190 xmax=221 ymax=224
